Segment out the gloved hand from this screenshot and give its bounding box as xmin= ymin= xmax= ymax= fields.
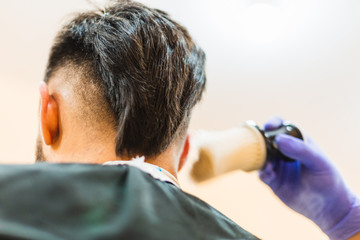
xmin=259 ymin=117 xmax=360 ymax=240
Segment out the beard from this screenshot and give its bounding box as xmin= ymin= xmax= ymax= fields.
xmin=35 ymin=134 xmax=46 ymax=162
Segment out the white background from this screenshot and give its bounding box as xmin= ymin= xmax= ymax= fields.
xmin=1 ymin=0 xmax=360 ymax=239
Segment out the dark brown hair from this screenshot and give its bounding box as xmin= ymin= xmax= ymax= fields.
xmin=45 ymin=0 xmax=206 ymax=158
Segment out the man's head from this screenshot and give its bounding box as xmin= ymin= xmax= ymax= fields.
xmin=36 ymin=0 xmax=206 ymax=176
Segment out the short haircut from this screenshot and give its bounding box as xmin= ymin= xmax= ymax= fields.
xmin=44 ymin=0 xmax=206 ymax=158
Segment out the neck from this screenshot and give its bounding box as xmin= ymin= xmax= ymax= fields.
xmin=144 ymin=148 xmax=179 ymax=179
xmin=43 ymin=136 xmax=180 ymax=179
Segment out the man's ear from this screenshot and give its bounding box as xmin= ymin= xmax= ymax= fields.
xmin=178 ymin=135 xmax=190 ymax=172
xmin=39 ymin=82 xmax=59 ymax=146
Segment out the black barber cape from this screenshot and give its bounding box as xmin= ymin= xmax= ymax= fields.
xmin=0 ymin=163 xmax=259 ymax=240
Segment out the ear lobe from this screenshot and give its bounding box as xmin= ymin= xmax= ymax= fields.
xmin=178 ymin=135 xmax=190 ymax=172
xmin=39 ymin=82 xmax=59 ymax=146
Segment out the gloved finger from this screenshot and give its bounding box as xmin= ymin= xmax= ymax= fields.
xmin=275 ymin=134 xmax=325 ymax=170
xmin=259 ymin=161 xmax=276 ymax=185
xmin=264 ymin=116 xmax=284 ymax=131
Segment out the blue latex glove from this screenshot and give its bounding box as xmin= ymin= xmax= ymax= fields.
xmin=259 ymin=117 xmax=360 ymax=240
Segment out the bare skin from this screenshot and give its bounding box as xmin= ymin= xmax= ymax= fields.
xmin=349 ymin=232 xmax=360 ymax=240
xmin=38 ymin=67 xmax=189 ymax=179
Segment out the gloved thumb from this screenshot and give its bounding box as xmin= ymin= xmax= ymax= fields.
xmin=275 ymin=134 xmax=325 ymax=170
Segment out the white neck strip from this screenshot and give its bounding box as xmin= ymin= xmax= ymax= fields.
xmin=103 ymin=156 xmax=180 ymax=188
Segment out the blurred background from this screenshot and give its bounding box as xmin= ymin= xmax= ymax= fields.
xmin=1 ymin=0 xmax=360 ymax=239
